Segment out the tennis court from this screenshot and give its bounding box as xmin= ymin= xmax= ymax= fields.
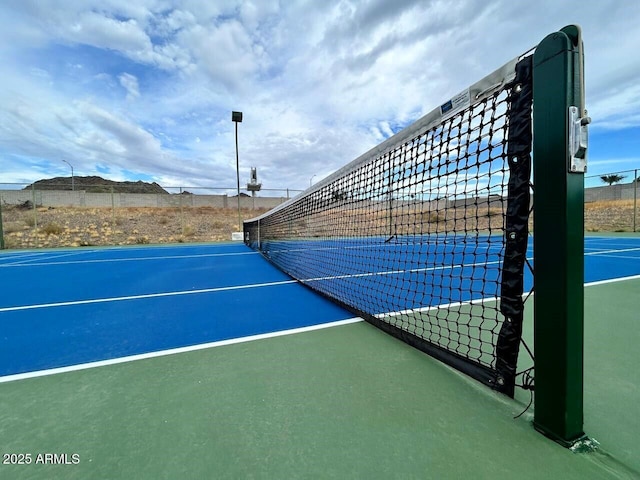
xmin=1 ymin=236 xmax=638 ymax=479
xmin=1 ymin=24 xmax=638 ymax=479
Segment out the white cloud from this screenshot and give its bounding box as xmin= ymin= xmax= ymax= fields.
xmin=239 ymin=0 xmax=279 ymax=31
xmin=0 ymin=0 xmax=639 ymax=190
xmin=66 ymin=12 xmax=150 ymax=53
xmin=118 ymin=73 xmax=140 ymax=101
xmin=181 ymin=20 xmax=263 ymax=91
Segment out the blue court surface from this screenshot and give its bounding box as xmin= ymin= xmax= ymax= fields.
xmin=1 ymin=236 xmax=640 ymax=380
xmin=0 ymin=236 xmax=639 ymax=479
xmin=0 ymin=243 xmax=355 ymax=378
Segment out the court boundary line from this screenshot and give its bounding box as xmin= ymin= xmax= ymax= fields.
xmin=583 ymin=273 xmax=640 ymax=287
xmin=0 ymin=250 xmax=259 ymax=268
xmin=0 ymin=257 xmax=505 ymax=312
xmin=591 ymin=254 xmax=640 ymax=261
xmin=584 ymin=236 xmax=640 ymax=241
xmin=0 ymin=248 xmax=98 ymax=261
xmin=302 ymin=258 xmax=503 ymax=283
xmin=2 ymin=273 xmax=639 ymax=384
xmin=1 ymin=237 xmax=635 ymax=268
xmin=0 ymin=318 xmax=363 ymax=384
xmin=3 ymin=250 xmax=638 ymax=312
xmin=0 ymin=279 xmax=298 ymax=313
xmin=376 ymin=274 xmax=640 ymax=318
xmin=586 ymin=247 xmax=640 ymax=256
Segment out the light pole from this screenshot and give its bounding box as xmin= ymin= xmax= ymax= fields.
xmin=62 ymin=159 xmax=74 ymax=191
xmin=232 ymin=111 xmax=243 ymax=230
xmin=309 ymin=175 xmax=316 ymax=187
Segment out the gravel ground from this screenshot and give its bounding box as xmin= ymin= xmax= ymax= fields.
xmin=0 ymin=200 xmax=637 ymax=250
xmin=1 ymin=206 xmax=268 ymax=249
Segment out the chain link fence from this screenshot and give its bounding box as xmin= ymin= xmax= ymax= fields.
xmin=1 ymin=172 xmax=638 ymax=250
xmin=0 ymin=183 xmax=303 ymax=249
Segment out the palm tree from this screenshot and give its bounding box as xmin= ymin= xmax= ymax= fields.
xmin=600 ymin=174 xmax=626 ymax=186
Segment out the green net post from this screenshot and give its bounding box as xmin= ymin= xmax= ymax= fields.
xmin=532 ymin=25 xmax=588 ymax=446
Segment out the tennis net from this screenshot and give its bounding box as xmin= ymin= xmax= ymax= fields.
xmin=244 ymin=54 xmax=533 ymax=396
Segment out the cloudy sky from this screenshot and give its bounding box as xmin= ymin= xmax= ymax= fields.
xmin=1 ymin=0 xmax=639 ymax=194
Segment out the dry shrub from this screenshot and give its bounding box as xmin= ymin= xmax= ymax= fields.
xmin=3 ymin=222 xmax=24 ymax=234
xmin=424 ymin=212 xmax=442 ymax=223
xmin=41 ymin=222 xmax=63 ymax=235
xmin=23 ymin=215 xmax=36 ymax=227
xmin=584 ymin=199 xmax=635 ymax=210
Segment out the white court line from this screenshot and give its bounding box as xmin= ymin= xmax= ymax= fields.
xmin=0 ymin=279 xmax=297 ymax=313
xmin=584 ymin=240 xmax=640 ymax=249
xmin=0 ymin=250 xmax=259 ymax=268
xmin=0 ymin=251 xmax=51 ymax=261
xmin=0 ymin=317 xmax=364 ymax=384
xmin=267 ymin=241 xmax=506 ymax=256
xmin=302 ymin=259 xmax=502 ymax=283
xmin=2 ymin=246 xmax=635 ymax=313
xmin=378 ymin=296 xmax=498 ymax=319
xmin=1 ymin=237 xmax=507 ymax=268
xmin=590 ymin=254 xmax=640 ymax=261
xmin=0 ymin=250 xmax=89 ymax=265
xmin=1 ymin=244 xmax=631 ymax=269
xmin=2 ymin=249 xmax=100 ymax=266
xmin=585 ymin=236 xmax=640 ymax=240
xmin=2 ymin=273 xmax=639 ymax=384
xmin=0 ymin=257 xmax=500 ymax=312
xmin=584 ymin=273 xmax=640 ymax=287
xmin=376 ymin=273 xmax=640 ymax=318
xmin=584 ymin=247 xmax=640 ymax=256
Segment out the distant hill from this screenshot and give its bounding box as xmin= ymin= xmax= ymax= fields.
xmin=26 ymin=176 xmax=169 ymax=194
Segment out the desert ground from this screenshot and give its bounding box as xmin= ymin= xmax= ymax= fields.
xmin=0 ymin=199 xmax=637 ymax=250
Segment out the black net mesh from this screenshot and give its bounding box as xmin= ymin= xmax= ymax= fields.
xmin=245 ymin=56 xmax=533 ymax=395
